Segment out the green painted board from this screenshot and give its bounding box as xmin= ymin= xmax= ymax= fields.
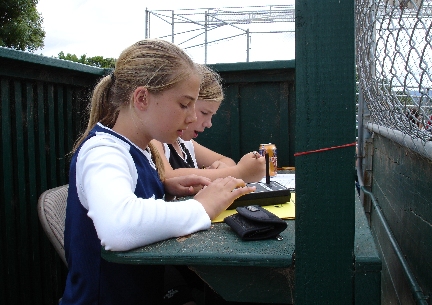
xmin=294 ymin=0 xmax=356 ymax=303
xmin=102 ymin=221 xmax=296 ymax=267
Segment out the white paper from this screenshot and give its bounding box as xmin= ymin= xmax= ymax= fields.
xmin=261 ymin=174 xmax=295 ymax=190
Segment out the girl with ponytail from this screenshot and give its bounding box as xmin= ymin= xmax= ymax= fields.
xmin=61 ymin=39 xmax=254 ymax=305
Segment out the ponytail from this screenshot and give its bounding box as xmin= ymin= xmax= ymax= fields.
xmin=72 ymin=74 xmax=117 ymax=153
xmin=148 ymin=141 xmax=165 ymax=181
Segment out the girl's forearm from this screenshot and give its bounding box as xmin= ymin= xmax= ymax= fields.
xmin=164 ymin=166 xmax=241 ymax=182
xmin=217 ymin=156 xmax=236 ymax=167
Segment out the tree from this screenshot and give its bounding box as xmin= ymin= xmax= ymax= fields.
xmin=0 ymin=0 xmax=45 ymax=52
xmin=58 ymin=51 xmax=116 ymax=69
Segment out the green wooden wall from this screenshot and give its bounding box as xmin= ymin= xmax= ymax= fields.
xmin=204 ymin=61 xmax=296 ymax=168
xmin=0 ymin=47 xmax=107 ymax=305
xmin=368 ymin=134 xmax=432 ymax=304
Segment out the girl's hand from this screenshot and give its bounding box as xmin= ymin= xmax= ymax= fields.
xmin=236 ymin=152 xmax=266 ymax=183
xmin=194 ymin=176 xmax=255 ymax=219
xmin=164 ymin=174 xmax=211 ymax=198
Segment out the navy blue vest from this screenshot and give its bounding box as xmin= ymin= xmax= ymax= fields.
xmin=61 ymin=124 xmax=164 ymax=305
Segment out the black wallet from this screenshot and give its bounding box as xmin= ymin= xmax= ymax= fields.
xmin=224 ymin=205 xmax=288 ymax=241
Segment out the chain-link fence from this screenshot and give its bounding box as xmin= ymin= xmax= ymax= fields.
xmin=356 ymin=0 xmax=432 ymax=151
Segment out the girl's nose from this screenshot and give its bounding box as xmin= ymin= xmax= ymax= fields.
xmin=203 ymin=119 xmax=213 ymax=128
xmin=186 ymin=107 xmax=197 ymax=123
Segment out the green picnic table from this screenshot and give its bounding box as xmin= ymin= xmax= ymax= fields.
xmin=101 ymin=186 xmax=380 ymax=304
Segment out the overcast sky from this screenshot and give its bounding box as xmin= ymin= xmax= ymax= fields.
xmin=36 ymin=0 xmax=295 ymax=64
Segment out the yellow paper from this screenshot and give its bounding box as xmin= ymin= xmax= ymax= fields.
xmin=212 ymin=209 xmax=238 ymax=223
xmin=212 ymin=192 xmax=296 ymax=223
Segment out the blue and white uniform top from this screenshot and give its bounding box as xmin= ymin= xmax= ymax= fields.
xmin=61 ymin=123 xmax=210 ymax=305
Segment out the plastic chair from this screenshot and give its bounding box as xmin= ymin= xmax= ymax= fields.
xmin=37 ymin=184 xmax=69 ymax=267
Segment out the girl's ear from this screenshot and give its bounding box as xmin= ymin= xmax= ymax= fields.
xmin=133 ymin=87 xmax=149 ymax=111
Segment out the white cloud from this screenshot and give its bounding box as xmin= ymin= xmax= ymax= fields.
xmin=37 ymin=0 xmax=295 ymax=63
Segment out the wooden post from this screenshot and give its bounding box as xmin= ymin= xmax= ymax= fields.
xmin=295 ymin=1 xmax=356 ymax=304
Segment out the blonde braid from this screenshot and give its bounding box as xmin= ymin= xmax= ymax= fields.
xmin=148 ymin=141 xmax=165 ymax=182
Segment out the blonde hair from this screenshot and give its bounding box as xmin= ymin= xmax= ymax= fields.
xmin=198 ymin=64 xmax=224 ymax=103
xmin=73 ymin=39 xmax=200 ymax=180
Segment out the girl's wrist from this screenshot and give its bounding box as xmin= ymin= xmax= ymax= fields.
xmin=233 ymin=165 xmax=243 ymax=179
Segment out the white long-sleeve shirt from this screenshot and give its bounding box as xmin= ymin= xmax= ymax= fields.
xmin=75 ymin=124 xmax=211 ymax=251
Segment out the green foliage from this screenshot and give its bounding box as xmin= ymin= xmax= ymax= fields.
xmin=395 ymin=90 xmax=415 ymax=106
xmin=0 ymin=0 xmax=45 ymax=52
xmin=58 ymin=51 xmax=116 ymax=69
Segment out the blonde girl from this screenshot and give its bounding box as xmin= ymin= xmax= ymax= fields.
xmin=152 ymin=64 xmax=266 ymax=186
xmin=61 ymin=40 xmax=254 ymax=305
